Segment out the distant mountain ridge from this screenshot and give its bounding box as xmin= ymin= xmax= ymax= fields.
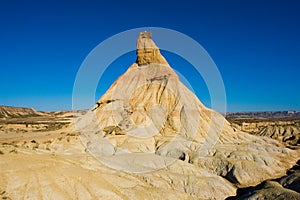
xmin=2 ymin=105 xmax=299 ymax=120
xmin=0 ymin=106 xmax=43 ymax=118
xmin=226 ymin=111 xmax=300 ymax=119
xmin=0 ymin=105 xmax=88 ymax=119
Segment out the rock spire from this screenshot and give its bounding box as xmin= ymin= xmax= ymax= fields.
xmin=136 ymin=31 xmax=168 ymax=66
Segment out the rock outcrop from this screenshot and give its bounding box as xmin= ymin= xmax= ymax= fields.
xmin=227 ymin=160 xmax=300 ymax=200
xmin=227 ymin=181 xmax=300 ymax=200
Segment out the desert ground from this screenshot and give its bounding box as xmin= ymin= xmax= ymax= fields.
xmin=0 ymin=108 xmax=299 ymax=199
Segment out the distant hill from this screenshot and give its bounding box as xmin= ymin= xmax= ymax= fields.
xmin=0 ymin=105 xmax=88 ymax=119
xmin=0 ymin=106 xmax=43 ymax=118
xmin=226 ymin=111 xmax=300 ymax=119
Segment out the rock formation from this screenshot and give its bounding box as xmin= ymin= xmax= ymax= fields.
xmin=1 ymin=32 xmax=299 ymax=199
xmin=135 ymin=31 xmax=168 ymax=66
xmin=74 ymin=32 xmax=300 ymax=197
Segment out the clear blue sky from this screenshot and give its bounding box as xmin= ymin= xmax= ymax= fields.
xmin=0 ymin=0 xmax=299 ymax=112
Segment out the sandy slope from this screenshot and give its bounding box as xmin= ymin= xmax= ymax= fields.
xmin=0 ymin=126 xmax=235 ymax=200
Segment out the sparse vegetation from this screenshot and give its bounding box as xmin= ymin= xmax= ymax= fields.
xmin=0 ymin=190 xmax=11 ymax=200
xmin=66 ymin=133 xmax=76 ymax=136
xmin=44 ymin=140 xmax=52 ymax=144
xmin=9 ymin=149 xmax=17 ymax=154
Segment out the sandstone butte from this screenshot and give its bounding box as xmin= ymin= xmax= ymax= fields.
xmin=1 ymin=32 xmax=299 ymax=200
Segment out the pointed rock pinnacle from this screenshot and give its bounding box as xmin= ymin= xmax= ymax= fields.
xmin=136 ymin=32 xmax=168 ymax=66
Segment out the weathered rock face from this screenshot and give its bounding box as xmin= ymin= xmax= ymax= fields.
xmin=76 ymin=32 xmax=300 ymax=193
xmin=227 ymin=181 xmax=300 ymax=200
xmin=85 ymin=32 xmax=232 ymax=173
xmin=135 ymin=32 xmax=168 ymax=66
xmin=226 ymin=160 xmax=300 ymax=200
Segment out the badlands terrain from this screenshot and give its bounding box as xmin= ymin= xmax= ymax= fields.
xmin=227 ymin=111 xmax=300 ymax=150
xmin=1 ymin=33 xmax=300 ymax=199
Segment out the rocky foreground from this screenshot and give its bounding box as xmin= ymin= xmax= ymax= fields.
xmin=1 ymin=33 xmax=300 ymax=199
xmin=1 ymin=115 xmax=299 ymax=199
